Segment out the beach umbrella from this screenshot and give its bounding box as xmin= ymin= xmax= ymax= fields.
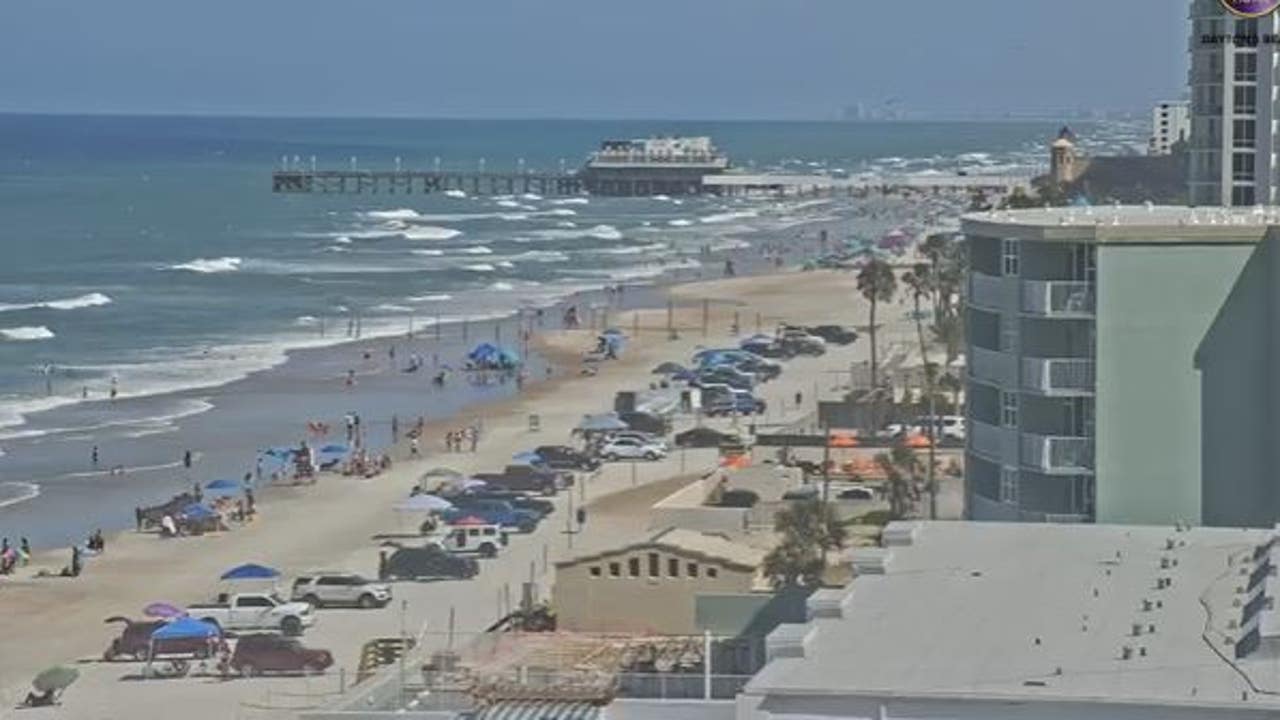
xmin=319 ymin=443 xmax=349 ymax=455
xmin=421 ymin=467 xmax=465 ymax=479
xmin=220 ymin=563 xmax=280 ymax=581
xmin=511 ymin=450 xmax=544 ymax=465
xmin=393 ymin=494 xmax=453 ymax=513
xmin=150 ymin=617 xmax=219 ymax=641
xmin=652 ymin=361 xmax=686 ymax=375
xmin=203 ymin=479 xmax=241 ymax=497
xmin=32 ymin=666 xmax=79 ymax=694
xmin=142 ymin=602 xmax=186 ymax=619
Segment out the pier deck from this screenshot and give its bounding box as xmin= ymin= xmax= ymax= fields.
xmin=272 ymin=170 xmax=584 ymax=196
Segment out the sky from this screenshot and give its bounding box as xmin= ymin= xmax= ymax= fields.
xmin=0 ymin=0 xmax=1188 ymax=120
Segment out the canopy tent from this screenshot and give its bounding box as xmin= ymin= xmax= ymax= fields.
xmin=393 ymin=494 xmax=454 ymax=513
xmin=466 ymin=342 xmax=520 ymax=370
xmin=151 ymin=617 xmax=219 ymax=641
xmin=575 ymin=413 xmax=628 ymax=433
xmin=220 ymin=563 xmax=280 ymax=581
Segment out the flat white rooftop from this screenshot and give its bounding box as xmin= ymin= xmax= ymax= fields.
xmin=747 ymin=522 xmax=1280 ymax=714
xmin=962 ymin=205 xmax=1280 ymax=244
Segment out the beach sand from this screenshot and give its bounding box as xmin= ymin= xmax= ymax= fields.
xmin=0 ymin=268 xmax=926 ymax=718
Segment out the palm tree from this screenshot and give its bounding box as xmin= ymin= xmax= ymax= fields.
xmin=762 ymin=500 xmax=848 ymax=588
xmin=902 ymin=264 xmax=939 ymax=519
xmin=875 ymin=445 xmax=924 ymax=520
xmin=856 ymin=258 xmax=897 ymax=392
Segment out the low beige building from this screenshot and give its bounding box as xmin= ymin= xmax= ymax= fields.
xmin=553 ymin=528 xmax=766 ymax=634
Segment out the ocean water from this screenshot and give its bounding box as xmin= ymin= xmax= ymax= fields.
xmin=0 ymin=114 xmax=1144 ymax=544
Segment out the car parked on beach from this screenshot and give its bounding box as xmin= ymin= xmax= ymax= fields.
xmin=604 ymin=430 xmax=670 ymax=451
xmin=471 ymin=464 xmax=563 ymax=495
xmin=449 ymin=490 xmax=555 ymax=518
xmin=532 ymin=445 xmax=600 ymax=472
xmin=674 ymin=427 xmax=743 ymax=448
xmin=227 ymin=634 xmax=333 ymax=677
xmin=805 ymin=325 xmax=859 ymax=345
xmin=599 ymin=436 xmax=668 ymax=461
xmin=290 ymin=572 xmax=392 ymax=610
xmin=188 ymin=592 xmax=316 ymax=637
xmin=441 ymin=499 xmax=541 ymax=533
xmin=381 ymin=543 xmax=483 ymax=580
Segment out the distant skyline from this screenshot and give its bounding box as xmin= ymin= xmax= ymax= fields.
xmin=0 ymin=0 xmax=1187 ymax=120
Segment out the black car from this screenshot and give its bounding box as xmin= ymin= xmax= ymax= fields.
xmin=533 ymin=445 xmax=600 ymax=472
xmin=380 ymin=545 xmax=480 ymax=581
xmin=619 ymin=410 xmax=670 ymax=435
xmin=807 ymin=325 xmax=859 ymax=345
xmin=674 ymin=427 xmax=742 ymax=448
xmin=451 ymin=491 xmax=555 ymax=518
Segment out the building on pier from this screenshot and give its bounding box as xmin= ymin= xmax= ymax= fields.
xmin=578 ymin=136 xmax=729 ymax=196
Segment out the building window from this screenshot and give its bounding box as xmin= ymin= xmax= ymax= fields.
xmin=1233 ymin=184 xmax=1257 ymax=205
xmin=707 ymin=567 xmax=719 ymax=578
xmin=1234 ymin=119 xmax=1256 ymax=148
xmin=609 ymin=562 xmax=620 ymax=578
xmin=1234 ymin=86 xmax=1257 ymax=114
xmin=1235 ymin=52 xmax=1258 ymax=82
xmin=1001 ymin=391 xmax=1018 ymax=428
xmin=1236 ymin=18 xmax=1258 ymax=38
xmin=1001 ymin=239 xmax=1020 ymax=276
xmin=648 ymin=552 xmax=660 ymax=577
xmin=1233 ymin=152 xmax=1256 ymax=182
xmin=999 ymin=467 xmax=1019 ymax=505
xmin=687 ymin=562 xmax=699 ymax=578
xmin=668 ymin=557 xmax=679 ymax=577
xmin=589 ymin=566 xmax=602 ymax=578
xmin=628 ymin=557 xmax=640 ymax=577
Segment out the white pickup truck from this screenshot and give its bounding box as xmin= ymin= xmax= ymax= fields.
xmin=187 ymin=592 xmax=316 ymax=636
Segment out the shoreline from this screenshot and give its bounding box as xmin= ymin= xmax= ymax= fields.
xmin=0 ymin=215 xmax=840 ymax=551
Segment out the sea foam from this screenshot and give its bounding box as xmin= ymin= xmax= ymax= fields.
xmin=170 ymin=257 xmax=242 ymax=273
xmin=400 ymin=226 xmax=462 ymax=241
xmin=0 ymin=326 xmax=55 ymax=341
xmin=0 ymin=292 xmax=113 ymax=313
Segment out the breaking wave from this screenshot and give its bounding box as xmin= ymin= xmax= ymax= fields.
xmin=1 ymin=326 xmax=55 ymax=341
xmin=169 ymin=257 xmax=242 ymax=273
xmin=0 ymin=292 xmax=113 ymax=313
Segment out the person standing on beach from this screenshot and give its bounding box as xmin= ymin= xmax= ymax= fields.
xmin=391 ymin=414 xmax=399 ymax=444
xmin=109 ymin=375 xmax=119 ymax=402
xmin=410 ymin=436 xmax=420 ymax=458
xmin=91 ymin=445 xmax=99 ymax=469
xmin=183 ymin=449 xmax=193 ymax=470
xmin=468 ymin=426 xmax=478 ymax=453
xmin=19 ymin=537 xmax=30 ymax=566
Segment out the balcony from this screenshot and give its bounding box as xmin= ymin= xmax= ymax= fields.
xmin=1022 ymin=357 xmax=1095 ymax=395
xmin=1021 ymin=433 xmax=1094 ymax=474
xmin=969 ymin=419 xmax=1018 ymax=461
xmin=968 ymin=272 xmax=1012 ymax=312
xmin=969 ymin=346 xmax=1015 ymax=388
xmin=969 ymin=493 xmax=1089 ymax=523
xmin=1022 ymin=280 xmax=1094 ymax=317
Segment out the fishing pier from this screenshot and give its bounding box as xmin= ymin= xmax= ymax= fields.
xmin=272 ymin=169 xmax=584 ymax=196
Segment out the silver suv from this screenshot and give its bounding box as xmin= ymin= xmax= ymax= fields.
xmin=291 ymin=572 xmax=392 ymax=609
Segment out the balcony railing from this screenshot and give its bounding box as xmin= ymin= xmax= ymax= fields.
xmin=970 ymin=346 xmax=1015 ymax=388
xmin=970 ymin=419 xmax=1017 ymax=460
xmin=1022 ymin=357 xmax=1095 ymax=395
xmin=1022 ymin=280 xmax=1094 ymax=317
xmin=1021 ymin=433 xmax=1094 ymax=473
xmin=969 ymin=271 xmax=1010 ymax=311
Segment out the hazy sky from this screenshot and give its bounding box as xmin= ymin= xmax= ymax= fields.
xmin=0 ymin=0 xmax=1187 ymax=119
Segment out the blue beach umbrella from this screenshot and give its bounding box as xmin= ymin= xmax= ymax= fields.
xmin=151 ymin=617 xmax=219 ymax=641
xmin=220 ymin=563 xmax=280 ymax=581
xmin=319 ymin=443 xmax=349 ymax=455
xmin=204 ymin=479 xmax=241 ymax=497
xmin=181 ymin=503 xmax=218 ymax=520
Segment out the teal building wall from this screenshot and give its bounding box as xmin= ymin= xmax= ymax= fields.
xmin=1095 ymin=244 xmax=1253 ymax=525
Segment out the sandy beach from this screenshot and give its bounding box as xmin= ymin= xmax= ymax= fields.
xmin=0 ymin=266 xmax=927 ymax=719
